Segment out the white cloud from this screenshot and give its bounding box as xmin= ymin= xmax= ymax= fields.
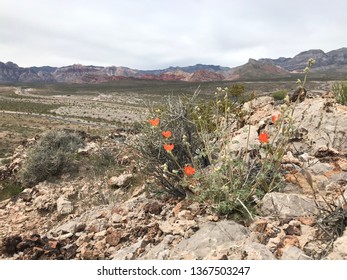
xmin=0 ymin=0 xmax=346 ymax=69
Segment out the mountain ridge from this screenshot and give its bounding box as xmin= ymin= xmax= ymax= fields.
xmin=1 ymin=47 xmax=346 ymax=83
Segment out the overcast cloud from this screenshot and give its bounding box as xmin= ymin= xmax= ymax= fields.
xmin=1 ymin=0 xmax=346 ymax=69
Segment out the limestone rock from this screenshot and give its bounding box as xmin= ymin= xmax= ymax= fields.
xmin=282 ymin=151 xmax=302 ymax=166
xmin=225 ymin=125 xmax=259 ymax=153
xmin=260 ymin=192 xmax=319 ymax=218
xmin=292 ymin=99 xmax=347 ymax=151
xmin=49 ymin=220 xmax=78 ymax=237
xmin=281 ymin=246 xmax=311 ymax=260
xmin=308 ymin=161 xmax=333 ymax=175
xmin=140 ymin=235 xmax=174 ymax=260
xmin=111 ymin=239 xmax=146 ymax=260
xmin=243 ymin=96 xmax=274 ymax=112
xmin=33 ymin=193 xmax=56 ymax=212
xmin=56 ymin=196 xmax=73 ymax=215
xmin=108 ymin=174 xmax=133 ymax=188
xmin=159 ymin=219 xmax=197 ymax=236
xmin=242 ymin=242 xmax=275 ymax=260
xmin=170 ymin=220 xmax=249 ymax=259
xmin=284 ymin=172 xmax=316 ymax=194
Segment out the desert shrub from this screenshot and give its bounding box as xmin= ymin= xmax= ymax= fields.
xmin=19 ymin=129 xmax=84 ymax=187
xmin=1 ymin=158 xmax=11 ymax=165
xmin=94 ymin=148 xmax=115 ymax=167
xmin=136 ymin=91 xmax=205 ymax=197
xmin=136 ymin=62 xmax=315 ymax=220
xmin=272 ymin=90 xmax=287 ymax=101
xmin=333 ymin=80 xmax=347 ymax=105
xmin=0 ymin=180 xmax=22 ymax=201
xmin=136 ymin=85 xmax=254 ymax=197
xmin=88 ymin=148 xmax=117 ymax=176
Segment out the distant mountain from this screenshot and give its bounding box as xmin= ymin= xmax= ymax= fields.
xmin=260 ymin=47 xmax=347 ymax=73
xmin=227 ymin=58 xmax=290 ymax=81
xmin=0 ymin=47 xmax=346 ymax=83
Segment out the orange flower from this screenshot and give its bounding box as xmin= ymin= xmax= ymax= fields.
xmin=272 ymin=114 xmax=281 ymax=123
xmin=149 ymin=117 xmax=160 ymax=126
xmin=163 ymin=143 xmax=174 ymax=152
xmin=259 ymin=132 xmax=269 ymax=143
xmin=184 ymin=165 xmax=196 ymax=177
xmin=161 ymin=130 xmax=172 ymax=138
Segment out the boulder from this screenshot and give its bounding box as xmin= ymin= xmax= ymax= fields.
xmin=108 ymin=174 xmax=133 ymax=188
xmin=170 ymin=220 xmax=249 ymax=259
xmin=260 ymin=192 xmax=319 ymax=218
xmin=292 ymin=99 xmax=347 ymax=151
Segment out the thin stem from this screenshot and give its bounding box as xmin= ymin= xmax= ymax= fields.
xmin=236 ymin=197 xmax=254 ymax=221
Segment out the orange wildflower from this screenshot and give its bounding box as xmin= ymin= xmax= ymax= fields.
xmin=184 ymin=165 xmax=196 ymax=177
xmin=149 ymin=117 xmax=160 ymax=126
xmin=259 ymin=133 xmax=269 ymax=143
xmin=161 ymin=131 xmax=172 ymax=138
xmin=272 ymin=114 xmax=281 ymax=123
xmin=163 ymin=143 xmax=174 ymax=152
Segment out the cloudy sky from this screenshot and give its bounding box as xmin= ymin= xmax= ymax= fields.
xmin=1 ymin=0 xmax=346 ymax=69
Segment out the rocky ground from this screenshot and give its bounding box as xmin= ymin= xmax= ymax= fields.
xmin=0 ymin=92 xmax=346 ymax=260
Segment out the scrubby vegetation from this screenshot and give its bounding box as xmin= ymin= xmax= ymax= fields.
xmin=272 ymin=90 xmax=287 ymax=101
xmin=333 ymin=80 xmax=347 ymax=105
xmin=0 ymin=99 xmax=61 ymax=114
xmin=18 ymin=129 xmax=84 ymax=187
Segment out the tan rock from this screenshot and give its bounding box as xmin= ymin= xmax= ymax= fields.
xmin=172 ymin=202 xmax=182 ymax=216
xmin=249 ymin=219 xmax=268 ymax=233
xmin=281 ymin=246 xmax=311 ymax=260
xmin=242 ymin=242 xmax=275 ymax=260
xmin=56 ymin=196 xmax=73 ymax=215
xmin=337 ymin=158 xmax=347 ymax=171
xmin=284 ymin=172 xmax=316 ymax=194
xmin=106 ymin=232 xmax=122 ymax=246
xmin=282 ymin=151 xmax=302 ymax=166
xmin=297 ymin=216 xmax=316 ymax=226
xmin=261 ymin=192 xmax=319 ymax=218
xmin=108 ymin=173 xmax=133 ymax=188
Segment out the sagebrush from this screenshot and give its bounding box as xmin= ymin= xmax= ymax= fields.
xmin=19 ymin=129 xmax=84 ymax=187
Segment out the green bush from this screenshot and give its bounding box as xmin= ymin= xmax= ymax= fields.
xmin=136 ymin=92 xmax=205 ymax=197
xmin=0 ymin=180 xmax=22 ymax=201
xmin=19 ymin=129 xmax=84 ymax=187
xmin=333 ymin=81 xmax=347 ymax=105
xmin=88 ymin=148 xmax=117 ymax=176
xmin=136 ymin=85 xmax=262 ymax=218
xmin=272 ymin=90 xmax=287 ymax=101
